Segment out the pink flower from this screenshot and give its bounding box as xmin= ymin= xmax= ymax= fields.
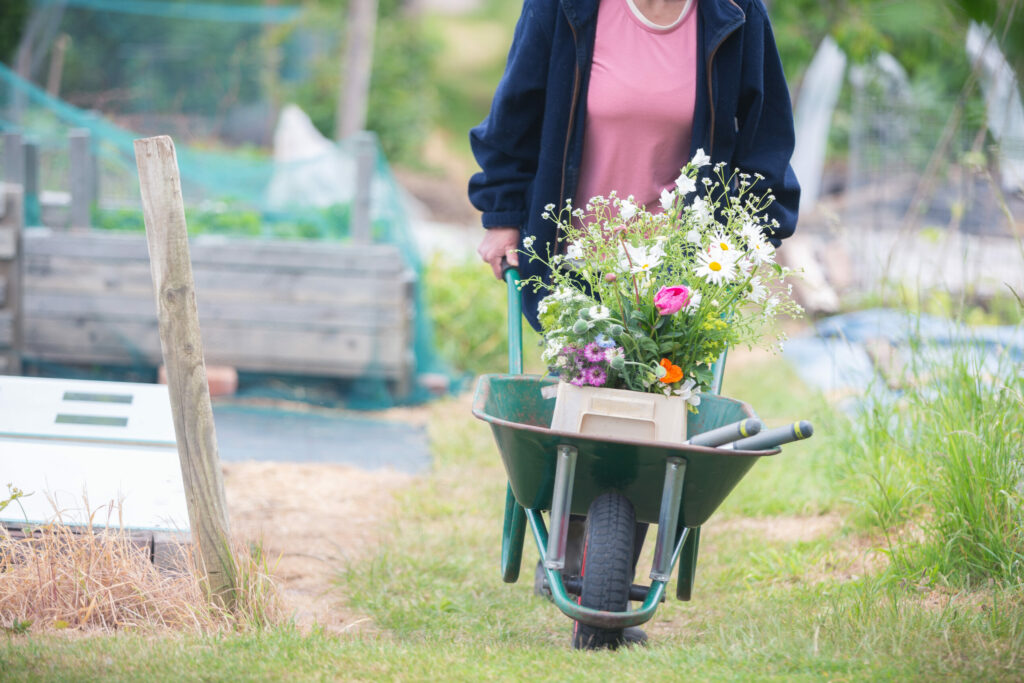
xmin=654 ymin=285 xmax=691 ymax=316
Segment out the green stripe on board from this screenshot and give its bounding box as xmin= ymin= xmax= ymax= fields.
xmin=63 ymin=392 xmax=134 ymax=404
xmin=55 ymin=414 xmax=129 ymax=427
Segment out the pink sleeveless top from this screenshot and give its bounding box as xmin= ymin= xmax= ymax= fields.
xmin=575 ymin=0 xmax=698 ymax=213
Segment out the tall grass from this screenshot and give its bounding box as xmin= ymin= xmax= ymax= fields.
xmin=836 ymin=337 xmax=1024 ymax=584
xmin=0 ymin=509 xmax=283 ymax=634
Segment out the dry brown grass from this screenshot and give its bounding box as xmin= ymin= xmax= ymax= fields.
xmin=0 ymin=515 xmax=283 ymax=634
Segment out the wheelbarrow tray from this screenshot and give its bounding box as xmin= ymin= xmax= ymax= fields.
xmin=472 ymin=374 xmax=779 ymax=528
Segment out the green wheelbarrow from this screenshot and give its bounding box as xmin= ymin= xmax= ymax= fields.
xmin=471 ymin=268 xmax=813 ymax=649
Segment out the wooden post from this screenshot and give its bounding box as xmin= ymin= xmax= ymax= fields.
xmin=46 ymin=34 xmax=70 ymax=97
xmin=335 ymin=0 xmax=378 ymax=140
xmin=351 ymin=131 xmax=376 ymax=244
xmin=3 ymin=133 xmax=24 ymax=186
xmin=69 ymin=129 xmax=94 ymax=231
xmin=0 ymin=185 xmax=23 ymax=376
xmin=133 ymin=135 xmax=235 ymax=608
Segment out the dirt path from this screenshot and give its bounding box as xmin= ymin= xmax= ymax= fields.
xmin=223 ymin=462 xmax=414 ymax=634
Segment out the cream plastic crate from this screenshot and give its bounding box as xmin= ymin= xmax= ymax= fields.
xmin=548 ymin=381 xmax=687 ymax=442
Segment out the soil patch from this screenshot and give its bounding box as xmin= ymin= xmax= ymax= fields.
xmin=223 ymin=462 xmax=413 ymax=635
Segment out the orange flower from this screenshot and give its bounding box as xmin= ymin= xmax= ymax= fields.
xmin=659 ymin=358 xmax=683 ymax=384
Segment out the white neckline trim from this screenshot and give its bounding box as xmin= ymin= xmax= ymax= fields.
xmin=625 ymin=0 xmax=694 ymax=31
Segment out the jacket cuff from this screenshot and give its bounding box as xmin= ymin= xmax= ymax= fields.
xmin=481 ymin=211 xmax=526 ymax=229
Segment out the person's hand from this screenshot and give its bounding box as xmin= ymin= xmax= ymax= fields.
xmin=477 ymin=227 xmax=520 ymax=280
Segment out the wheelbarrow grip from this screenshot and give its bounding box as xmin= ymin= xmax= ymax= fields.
xmin=503 ymin=260 xmax=523 ymax=375
xmin=725 ymin=421 xmax=814 ymax=451
xmin=685 ymin=418 xmax=763 ymax=447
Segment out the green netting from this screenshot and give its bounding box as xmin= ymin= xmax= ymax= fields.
xmin=1 ymin=0 xmax=450 ymax=406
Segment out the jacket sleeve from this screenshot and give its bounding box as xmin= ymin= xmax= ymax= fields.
xmin=467 ymin=0 xmax=553 ymax=229
xmin=733 ymin=3 xmax=800 ymax=245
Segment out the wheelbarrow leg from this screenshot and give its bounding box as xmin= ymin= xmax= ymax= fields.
xmin=650 ymin=457 xmax=687 ymax=581
xmin=501 ymin=483 xmax=526 ymax=583
xmin=545 ymin=444 xmax=578 ymax=570
xmin=676 ymin=526 xmax=701 ymax=601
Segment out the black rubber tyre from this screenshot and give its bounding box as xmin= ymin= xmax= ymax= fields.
xmin=571 ymin=492 xmax=636 ymax=650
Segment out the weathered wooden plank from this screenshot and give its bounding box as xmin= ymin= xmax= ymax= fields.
xmin=25 ymin=257 xmax=412 ymax=304
xmin=0 ymin=227 xmax=15 ymax=259
xmin=24 ymin=292 xmax=410 ymax=328
xmin=23 ymin=230 xmax=409 ymax=273
xmin=0 ymin=273 xmax=6 ymax=307
xmin=0 ymin=311 xmax=11 ymax=347
xmin=24 ymin=318 xmax=408 ymax=374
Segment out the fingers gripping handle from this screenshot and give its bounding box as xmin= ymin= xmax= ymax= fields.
xmin=724 ymin=421 xmax=814 ymax=451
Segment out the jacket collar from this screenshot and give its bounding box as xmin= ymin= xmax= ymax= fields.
xmin=699 ymin=0 xmax=746 ymax=49
xmin=559 ymin=0 xmax=598 ymax=29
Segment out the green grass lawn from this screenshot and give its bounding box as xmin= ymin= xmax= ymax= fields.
xmin=3 ymin=351 xmax=1021 ymax=681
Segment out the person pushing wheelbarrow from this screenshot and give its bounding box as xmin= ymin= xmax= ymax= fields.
xmin=468 ymin=0 xmax=804 ymax=649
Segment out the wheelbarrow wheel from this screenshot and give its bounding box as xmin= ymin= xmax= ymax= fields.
xmin=572 ymin=491 xmax=636 ymax=650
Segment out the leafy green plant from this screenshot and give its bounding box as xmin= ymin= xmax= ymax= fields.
xmin=423 ymin=256 xmax=542 ymax=377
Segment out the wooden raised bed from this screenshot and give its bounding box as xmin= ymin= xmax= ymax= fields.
xmin=21 ymin=229 xmax=417 ymax=391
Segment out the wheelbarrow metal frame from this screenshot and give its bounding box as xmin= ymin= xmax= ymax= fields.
xmin=483 ymin=267 xmax=778 ymax=630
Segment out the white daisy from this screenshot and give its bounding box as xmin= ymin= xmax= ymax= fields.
xmin=565 ymin=240 xmax=585 ymax=261
xmin=747 ymin=236 xmax=776 ymax=265
xmin=685 ymin=229 xmax=702 ymax=244
xmin=748 ymin=276 xmax=767 ymax=303
xmin=695 ymin=249 xmax=737 ymax=285
xmin=618 ymin=243 xmax=664 ymax=274
xmin=708 ymin=232 xmax=737 ymax=259
xmin=740 ymin=220 xmax=762 ymax=246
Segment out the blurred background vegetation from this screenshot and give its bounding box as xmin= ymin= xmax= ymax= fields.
xmin=2 ymin=0 xmax=1020 ymax=175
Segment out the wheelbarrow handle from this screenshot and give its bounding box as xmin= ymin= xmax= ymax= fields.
xmin=685 ymin=418 xmax=763 ymax=447
xmin=724 ymin=421 xmax=814 ymax=451
xmin=503 ymin=259 xmax=523 ymax=375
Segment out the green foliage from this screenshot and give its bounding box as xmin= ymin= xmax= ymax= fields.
xmin=91 ymin=204 xmax=355 ymax=241
xmin=0 ymin=0 xmax=28 ymax=65
xmin=422 ymin=256 xmax=543 ymax=377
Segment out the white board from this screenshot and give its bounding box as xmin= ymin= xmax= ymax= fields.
xmin=0 ymin=376 xmax=189 ymax=531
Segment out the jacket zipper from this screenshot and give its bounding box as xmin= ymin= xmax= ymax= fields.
xmin=556 ymin=19 xmax=581 ymax=253
xmin=706 ymin=2 xmax=744 ymax=158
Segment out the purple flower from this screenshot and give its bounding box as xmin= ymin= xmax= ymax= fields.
xmin=585 ymin=367 xmax=607 ymax=386
xmin=570 ymin=374 xmax=587 ymax=387
xmin=583 ymin=342 xmax=605 ymax=362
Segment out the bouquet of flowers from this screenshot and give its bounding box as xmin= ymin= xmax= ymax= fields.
xmin=521 ymin=150 xmax=803 ymax=410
